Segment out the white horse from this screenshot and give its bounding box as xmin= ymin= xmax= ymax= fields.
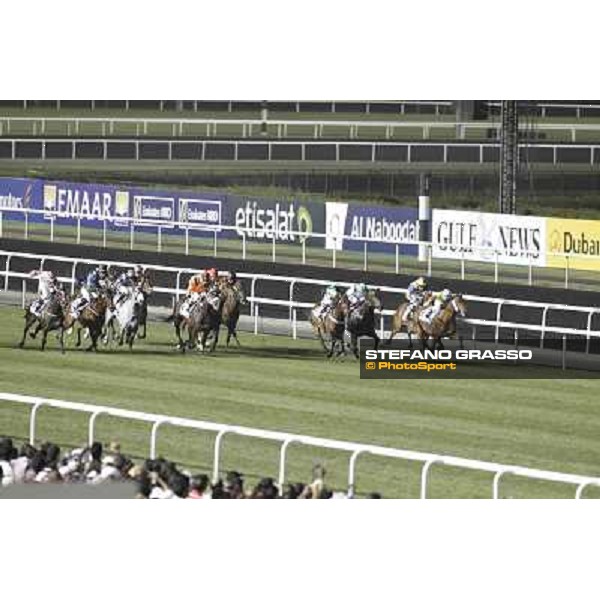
xmin=104 ymin=288 xmax=145 ymax=348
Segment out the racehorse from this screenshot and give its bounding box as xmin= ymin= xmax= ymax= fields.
xmin=19 ymin=292 xmax=69 ymax=352
xmin=344 ymin=291 xmax=382 ymax=358
xmin=136 ymin=273 xmax=153 ymax=339
xmin=220 ymin=284 xmax=242 ymax=347
xmin=387 ymin=300 xmax=427 ymax=348
xmin=104 ymin=288 xmax=144 ymax=349
xmin=188 ymin=295 xmax=222 ymax=353
xmin=310 ymin=300 xmax=346 ymax=358
xmin=63 ymin=296 xmax=109 ymax=352
xmin=416 ymin=294 xmax=467 ymax=350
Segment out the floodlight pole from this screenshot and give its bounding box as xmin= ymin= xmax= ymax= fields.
xmin=498 ymin=100 xmax=518 ymax=214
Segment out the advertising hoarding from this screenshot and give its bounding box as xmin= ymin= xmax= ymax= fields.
xmin=325 ymin=202 xmax=419 ymax=255
xmin=546 ymin=217 xmax=600 ymax=271
xmin=432 ymin=209 xmax=546 ymax=266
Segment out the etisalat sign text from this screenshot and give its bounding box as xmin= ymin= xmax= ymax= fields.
xmin=234 ymin=199 xmax=313 ymax=242
xmin=359 ymin=340 xmax=600 ymax=379
xmin=431 ymin=209 xmax=546 ymax=266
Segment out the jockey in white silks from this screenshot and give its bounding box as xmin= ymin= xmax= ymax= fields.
xmin=345 ymin=283 xmax=367 ymax=310
xmin=420 ymin=288 xmax=453 ymax=325
xmin=313 ymin=284 xmax=340 ymax=319
xmin=28 ymin=270 xmax=58 ymax=316
xmin=403 ymin=276 xmax=428 ymax=322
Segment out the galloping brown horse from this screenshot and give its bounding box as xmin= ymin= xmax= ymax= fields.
xmin=220 ymin=284 xmax=242 ymax=347
xmin=63 ymin=296 xmax=109 ymax=352
xmin=19 ymin=292 xmax=69 ymax=352
xmin=416 ymin=294 xmax=467 ymax=350
xmin=310 ymin=301 xmax=346 ymax=358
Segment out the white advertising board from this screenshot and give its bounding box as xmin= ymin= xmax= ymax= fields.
xmin=431 ymin=209 xmax=547 ymax=266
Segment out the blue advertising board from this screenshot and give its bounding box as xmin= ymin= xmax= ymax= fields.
xmin=325 ymin=201 xmax=419 ymax=255
xmin=0 ymin=177 xmax=418 ymax=256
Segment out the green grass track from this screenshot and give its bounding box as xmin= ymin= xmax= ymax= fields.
xmin=1 ymin=307 xmax=600 ymax=498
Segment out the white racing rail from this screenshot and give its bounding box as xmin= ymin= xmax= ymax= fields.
xmin=2 ymin=250 xmax=600 ymax=368
xmin=1 ymin=392 xmax=599 ymax=499
xmin=0 ymin=205 xmax=594 ymax=288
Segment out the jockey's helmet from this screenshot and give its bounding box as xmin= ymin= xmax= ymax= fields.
xmin=134 ymin=265 xmax=143 ymax=275
xmin=208 ymin=268 xmax=218 ymax=280
xmin=228 ymin=271 xmax=237 ymax=283
xmin=416 ymin=277 xmax=427 ymax=289
xmin=127 ymin=268 xmax=134 ymax=278
xmin=442 ymin=288 xmax=452 ymax=301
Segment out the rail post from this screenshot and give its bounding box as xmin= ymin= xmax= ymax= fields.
xmin=494 ymin=251 xmax=499 ymax=284
xmin=70 ymin=261 xmax=78 ymax=294
xmin=420 ymin=459 xmax=440 ymax=499
xmin=493 ymin=469 xmax=510 ymax=499
xmin=185 ymin=227 xmax=189 ymax=255
xmin=130 ymin=223 xmax=134 ymax=250
xmin=150 ymin=419 xmax=169 ymax=459
xmin=562 ymin=334 xmax=567 ymax=370
xmin=277 ymin=439 xmax=294 ymax=496
xmin=102 ymin=220 xmax=107 ymax=248
xmin=241 ymin=231 xmax=246 ymax=260
xmin=586 ymin=310 xmax=594 ymax=354
xmin=213 ymin=229 xmax=218 ymax=257
xmin=21 ymin=279 xmax=26 ymax=308
xmin=540 ymin=306 xmax=549 ymax=349
xmin=301 ymin=238 xmax=306 ymax=265
xmin=460 ymin=248 xmax=465 ymax=280
xmin=271 ymin=235 xmax=276 ymax=263
xmin=50 ymin=216 xmax=55 ymax=242
xmin=528 ymin=251 xmax=533 ymax=286
xmin=88 ymin=411 xmax=104 ymax=446
xmin=24 ymin=211 xmax=29 ymax=240
xmin=363 ymin=242 xmax=368 ymax=272
xmin=4 ymin=255 xmax=11 ymax=291
xmin=347 ymin=449 xmax=367 ymax=498
xmin=427 ymin=244 xmax=432 ymax=277
xmin=292 ymin=307 xmax=297 ymax=340
xmin=29 ymin=401 xmax=44 ymax=444
xmin=395 ymin=243 xmax=399 ymax=274
xmin=332 ymin=243 xmax=337 ymax=269
xmin=212 ymin=430 xmax=228 ymax=484
xmin=76 ymin=216 xmax=81 ymax=244
xmin=175 ymin=270 xmax=183 ymax=303
xmin=157 ymin=226 xmax=162 ymax=253
xmin=253 ymin=304 xmax=260 ymax=335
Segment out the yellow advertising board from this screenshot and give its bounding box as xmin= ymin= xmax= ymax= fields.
xmin=546 ymin=217 xmax=600 ymax=271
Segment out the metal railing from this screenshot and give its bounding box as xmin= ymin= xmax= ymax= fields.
xmin=0 ymin=205 xmax=597 ymax=288
xmin=2 ymin=249 xmax=600 ymax=360
xmin=1 ymin=138 xmax=600 ymax=166
xmin=2 ymin=392 xmax=599 ymax=498
xmin=4 ymin=117 xmax=600 ymax=142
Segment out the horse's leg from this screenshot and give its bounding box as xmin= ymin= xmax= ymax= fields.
xmin=210 ymin=326 xmax=219 ymax=352
xmin=59 ymin=327 xmax=66 ymax=354
xmin=351 ymin=333 xmax=359 ymax=358
xmin=19 ymin=314 xmax=35 ymax=348
xmin=76 ymin=325 xmax=82 ymax=348
xmin=40 ymin=328 xmax=49 ymax=351
xmin=30 ymin=322 xmax=42 ymax=339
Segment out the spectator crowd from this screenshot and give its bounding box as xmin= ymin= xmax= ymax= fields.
xmin=0 ymin=437 xmax=382 ymax=499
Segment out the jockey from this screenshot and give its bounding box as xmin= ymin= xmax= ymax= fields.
xmin=420 ymin=288 xmax=453 ymax=325
xmin=404 ymin=276 xmax=428 ymax=322
xmin=180 ymin=273 xmax=207 ymax=318
xmin=28 ymin=270 xmax=59 ymax=316
xmin=205 ymin=277 xmax=222 ymax=311
xmin=315 ymin=284 xmax=340 ymax=319
xmin=113 ymin=268 xmax=136 ymax=308
xmin=226 ymin=271 xmax=246 ymax=303
xmin=71 ymin=265 xmax=106 ymax=318
xmin=345 ymin=283 xmax=367 ymax=310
